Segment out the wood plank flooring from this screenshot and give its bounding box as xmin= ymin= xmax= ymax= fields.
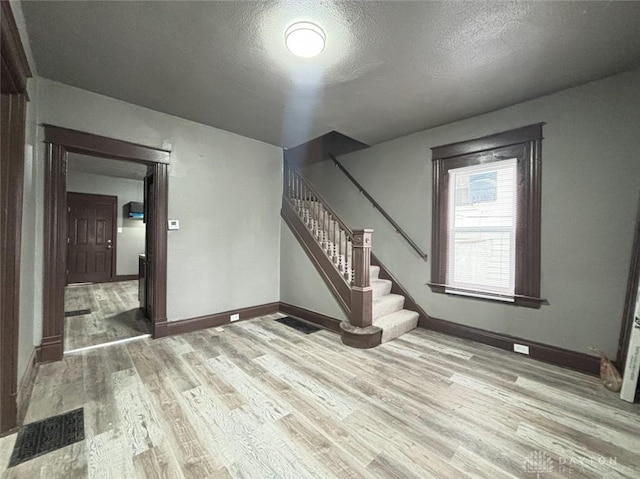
xmin=2 ymin=315 xmax=639 ymax=478
xmin=64 ymin=281 xmax=150 ymax=351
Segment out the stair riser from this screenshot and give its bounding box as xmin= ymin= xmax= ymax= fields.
xmin=370 ymin=266 xmax=380 ymax=279
xmin=373 ymin=296 xmax=405 ymax=320
xmin=380 ymin=316 xmax=419 ymax=343
xmin=372 ymin=281 xmax=392 ymax=298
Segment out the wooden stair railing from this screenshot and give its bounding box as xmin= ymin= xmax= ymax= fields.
xmin=282 ymin=160 xmax=376 ymax=334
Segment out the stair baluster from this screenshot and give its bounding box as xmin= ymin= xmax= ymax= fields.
xmin=332 ymin=221 xmax=338 ymax=264
xmin=303 ymin=184 xmax=309 ymax=226
xmin=338 ymin=229 xmax=343 ymax=274
xmin=323 ymin=212 xmax=329 ymax=251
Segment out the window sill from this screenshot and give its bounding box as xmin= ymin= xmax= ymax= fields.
xmin=427 ymin=283 xmax=545 ymax=309
xmin=445 ymin=289 xmax=515 ymax=303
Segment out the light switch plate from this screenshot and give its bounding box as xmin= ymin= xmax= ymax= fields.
xmin=117 ymin=227 xmax=123 ymax=234
xmin=168 ymin=220 xmax=179 ymax=230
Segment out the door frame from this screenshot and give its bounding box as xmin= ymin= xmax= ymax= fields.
xmin=1 ymin=0 xmax=32 ymax=435
xmin=41 ymin=125 xmax=170 ymax=362
xmin=66 ymin=192 xmax=118 ymax=285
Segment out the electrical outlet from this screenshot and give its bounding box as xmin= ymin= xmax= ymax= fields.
xmin=230 ymin=313 xmax=240 ymax=322
xmin=513 ymin=343 xmax=530 ymax=355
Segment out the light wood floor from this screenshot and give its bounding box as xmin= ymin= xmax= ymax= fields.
xmin=2 ymin=315 xmax=639 ymax=478
xmin=64 ymin=281 xmax=150 ymax=351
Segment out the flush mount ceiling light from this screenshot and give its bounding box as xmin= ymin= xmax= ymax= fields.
xmin=285 ymin=22 xmax=326 ymax=58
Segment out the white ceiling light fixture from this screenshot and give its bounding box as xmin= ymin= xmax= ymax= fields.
xmin=285 ymin=22 xmax=326 ymax=58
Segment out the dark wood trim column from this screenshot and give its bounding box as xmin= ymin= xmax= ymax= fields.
xmin=0 ymin=93 xmax=27 ymax=433
xmin=1 ymin=0 xmax=32 ymax=435
xmin=40 ymin=144 xmax=67 ymax=362
xmin=151 ymin=162 xmax=168 ymax=338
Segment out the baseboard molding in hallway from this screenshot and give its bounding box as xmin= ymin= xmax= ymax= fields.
xmin=160 ymin=302 xmax=281 ymax=337
xmin=58 ymin=295 xmax=599 ymax=376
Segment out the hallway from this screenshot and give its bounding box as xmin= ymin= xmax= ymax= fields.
xmin=64 ymin=281 xmax=150 ymax=351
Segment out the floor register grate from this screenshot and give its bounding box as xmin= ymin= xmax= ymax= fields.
xmin=275 ymin=316 xmax=321 ymax=334
xmin=9 ymin=408 xmax=85 ymax=467
xmin=64 ymin=308 xmax=91 ymax=317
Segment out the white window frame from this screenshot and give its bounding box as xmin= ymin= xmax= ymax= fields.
xmin=446 ymin=159 xmax=517 ymax=298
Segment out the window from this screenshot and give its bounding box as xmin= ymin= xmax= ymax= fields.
xmin=429 ymin=124 xmax=544 ymax=308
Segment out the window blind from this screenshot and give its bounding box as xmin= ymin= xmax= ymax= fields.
xmin=447 ymin=158 xmax=517 ymax=296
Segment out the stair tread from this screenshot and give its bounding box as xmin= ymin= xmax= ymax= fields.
xmin=373 ymin=293 xmax=404 ymax=305
xmin=374 ymin=309 xmax=419 ymax=326
xmin=374 ymin=309 xmax=419 ymax=343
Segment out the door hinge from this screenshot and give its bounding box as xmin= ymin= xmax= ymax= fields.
xmin=66 ymin=269 xmax=69 ymax=275
xmin=67 ymin=237 xmax=70 ymax=244
xmin=68 ymin=206 xmax=71 ymax=212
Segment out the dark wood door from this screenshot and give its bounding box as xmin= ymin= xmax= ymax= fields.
xmin=67 ymin=192 xmax=117 ymax=284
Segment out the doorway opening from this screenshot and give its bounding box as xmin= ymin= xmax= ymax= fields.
xmin=41 ymin=125 xmax=170 ymax=363
xmin=64 ymin=155 xmax=151 ymax=352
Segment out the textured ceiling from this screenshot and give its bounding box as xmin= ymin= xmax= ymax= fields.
xmin=22 ymin=1 xmax=640 ymax=148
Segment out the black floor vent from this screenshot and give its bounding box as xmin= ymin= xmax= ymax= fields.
xmin=64 ymin=309 xmax=91 ymax=317
xmin=9 ymin=408 xmax=85 ymax=467
xmin=275 ymin=316 xmax=321 ymax=334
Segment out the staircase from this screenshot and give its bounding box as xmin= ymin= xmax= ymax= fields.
xmin=369 ymin=265 xmax=419 ymax=343
xmin=282 ymin=162 xmax=418 ymax=347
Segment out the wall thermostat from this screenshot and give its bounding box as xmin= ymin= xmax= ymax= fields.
xmin=168 ymin=220 xmax=180 ymax=230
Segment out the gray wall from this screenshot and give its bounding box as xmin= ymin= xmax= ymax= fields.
xmin=13 ymin=0 xmax=41 ymax=383
xmin=66 ymin=170 xmax=145 ymax=276
xmin=280 ymin=219 xmax=348 ymax=322
xmin=31 ymin=77 xmax=282 ymax=333
xmin=17 ymin=79 xmax=41 ymax=381
xmin=304 ymin=68 xmax=640 ymax=358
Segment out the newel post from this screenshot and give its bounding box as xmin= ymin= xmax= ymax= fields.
xmin=350 ymin=229 xmax=374 ymax=328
